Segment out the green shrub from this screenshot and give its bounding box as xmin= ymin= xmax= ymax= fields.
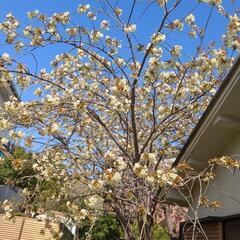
xmin=78 ymin=214 xmax=170 ymax=240
xmin=152 ymin=225 xmax=170 ymax=240
xmin=0 ymin=147 xmax=36 ymax=189
xmin=79 ymin=214 xmax=122 ymax=240
xmin=130 ymin=221 xmax=170 ymax=240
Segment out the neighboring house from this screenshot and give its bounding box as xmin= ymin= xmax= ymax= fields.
xmin=0 ymin=83 xmax=18 ymax=140
xmin=0 ymin=84 xmax=21 ymax=205
xmin=0 ymin=84 xmax=73 ymax=239
xmin=173 ymin=56 xmax=240 ymax=240
xmin=0 ymin=185 xmax=24 ymax=205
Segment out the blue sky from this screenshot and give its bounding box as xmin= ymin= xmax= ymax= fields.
xmin=0 ymin=0 xmax=238 ymax=59
xmin=0 ymin=0 xmax=238 ymax=100
xmin=0 ymin=0 xmax=238 ymax=150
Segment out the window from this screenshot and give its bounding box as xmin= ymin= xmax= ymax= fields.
xmin=224 ymin=219 xmax=240 ymax=240
xmin=0 ymin=150 xmax=5 ymax=158
xmin=181 ymin=221 xmax=222 ymax=240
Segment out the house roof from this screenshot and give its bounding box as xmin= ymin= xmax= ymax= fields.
xmin=173 ymin=56 xmax=240 ymax=167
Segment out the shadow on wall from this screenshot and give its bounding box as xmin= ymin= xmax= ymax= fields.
xmin=0 ymin=184 xmax=24 ymax=211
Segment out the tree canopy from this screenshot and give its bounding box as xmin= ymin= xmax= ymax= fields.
xmin=0 ymin=0 xmax=239 ymax=239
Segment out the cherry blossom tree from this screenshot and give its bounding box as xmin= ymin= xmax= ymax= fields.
xmin=0 ymin=0 xmax=239 ymax=239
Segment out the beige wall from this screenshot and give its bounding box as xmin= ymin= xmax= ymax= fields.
xmin=190 ymin=132 xmax=240 ymax=219
xmin=0 ymin=87 xmax=11 ymax=139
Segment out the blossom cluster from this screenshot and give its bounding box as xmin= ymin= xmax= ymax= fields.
xmin=0 ymin=0 xmax=237 ymax=232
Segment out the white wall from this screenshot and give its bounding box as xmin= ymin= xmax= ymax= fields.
xmin=0 ymin=185 xmax=24 ymax=203
xmin=0 ymin=88 xmax=17 ymax=210
xmin=190 ymin=133 xmax=240 ymax=219
xmin=0 ymin=87 xmax=11 ymax=139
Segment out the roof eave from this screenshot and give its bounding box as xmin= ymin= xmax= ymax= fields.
xmin=173 ymin=55 xmax=240 ymax=167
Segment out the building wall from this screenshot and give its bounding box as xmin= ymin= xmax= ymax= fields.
xmin=0 ymin=87 xmax=17 ymax=208
xmin=0 ymin=87 xmax=11 ymax=139
xmin=189 ymin=132 xmax=240 ymax=219
xmin=0 ymin=185 xmax=24 ymax=204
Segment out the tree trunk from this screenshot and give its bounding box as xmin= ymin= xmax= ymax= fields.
xmin=138 ymin=214 xmax=154 ymax=240
xmin=73 ymin=224 xmax=79 ymax=240
xmin=113 ymin=207 xmax=136 ymax=240
xmin=163 ymin=205 xmax=178 ymax=239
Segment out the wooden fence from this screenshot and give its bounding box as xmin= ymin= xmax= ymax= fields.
xmin=0 ymin=214 xmax=73 ymax=240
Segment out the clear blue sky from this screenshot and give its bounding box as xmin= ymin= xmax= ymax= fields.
xmin=0 ymin=0 xmax=238 ymax=150
xmin=0 ymin=0 xmax=238 ymax=100
xmin=0 ymin=0 xmax=238 ymax=61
